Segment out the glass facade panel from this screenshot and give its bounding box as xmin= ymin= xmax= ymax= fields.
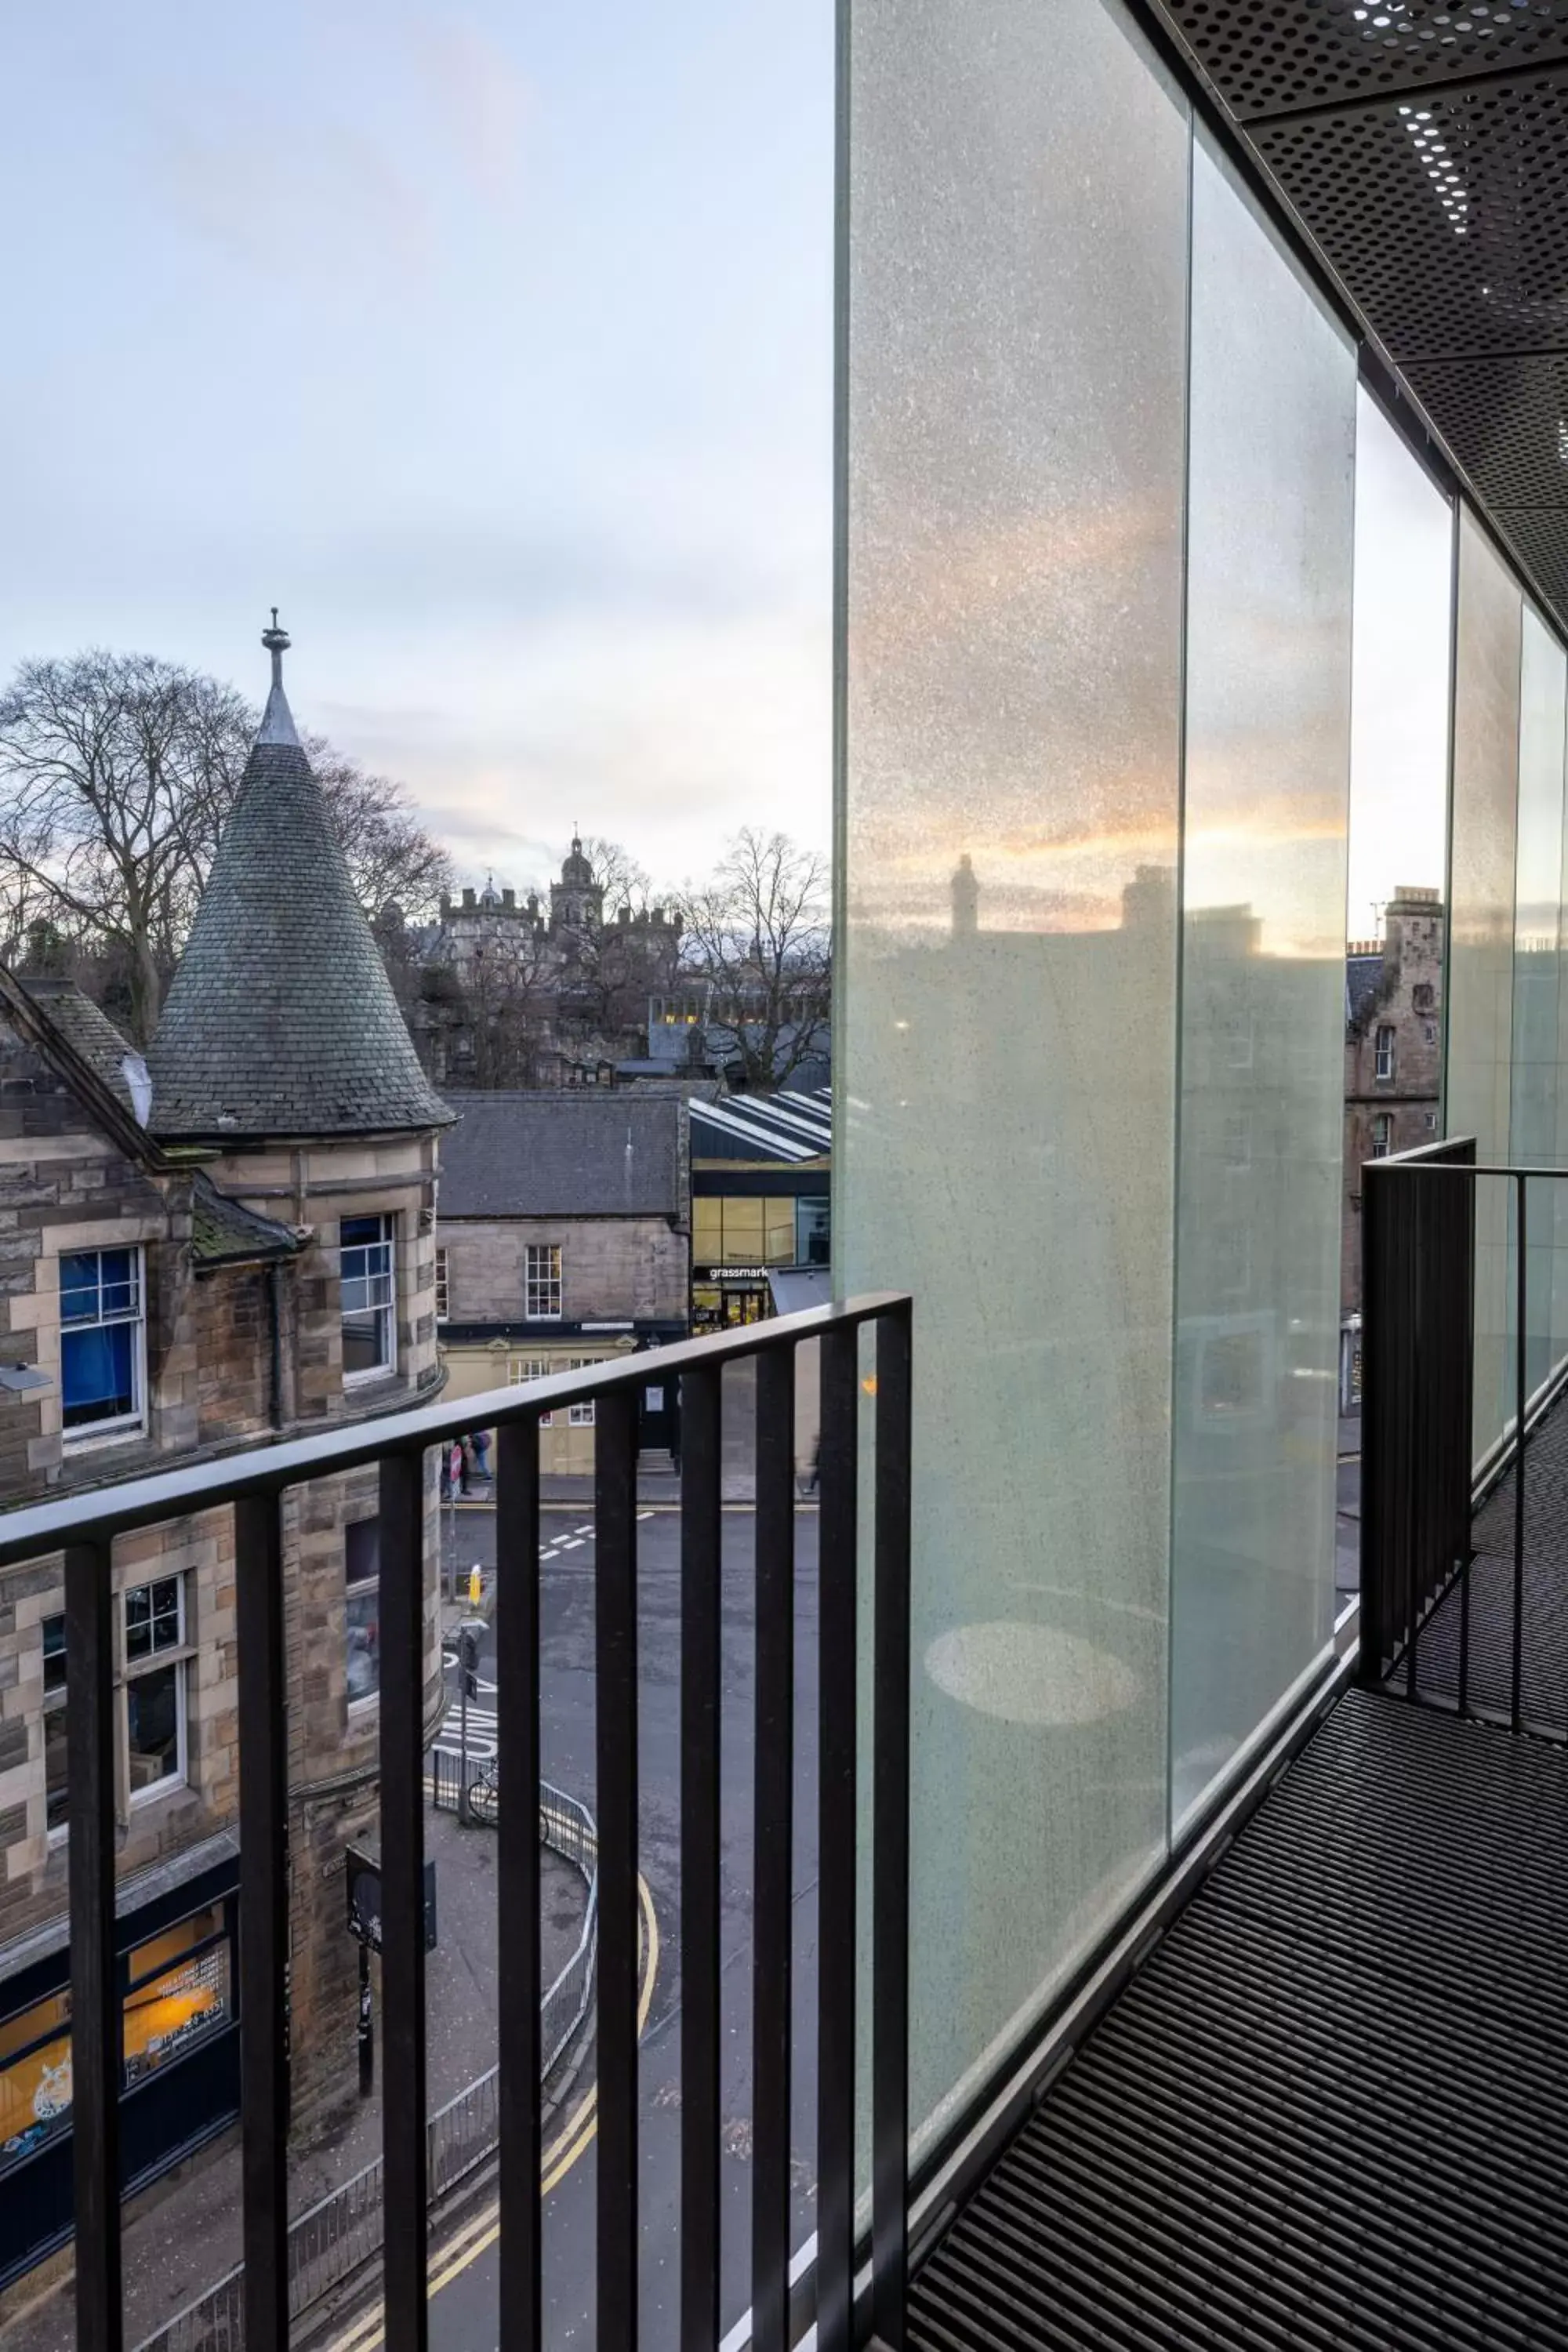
xmin=842 ymin=0 xmax=1189 ymax=2146
xmin=1510 ymin=609 xmax=1567 ymax=1400
xmin=1447 ymin=510 xmax=1523 ymax=1462
xmin=1169 ymin=138 xmax=1355 ymax=1829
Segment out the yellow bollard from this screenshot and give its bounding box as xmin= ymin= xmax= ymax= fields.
xmin=468 ymin=1564 xmax=482 ymax=1609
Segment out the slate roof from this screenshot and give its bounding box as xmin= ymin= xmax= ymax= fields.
xmin=20 ymin=978 xmax=142 ymax=1118
xmin=190 ymin=1170 xmax=299 ymax=1269
xmin=437 ymin=1091 xmax=681 ymax=1218
xmin=147 ymin=636 xmax=452 ymax=1142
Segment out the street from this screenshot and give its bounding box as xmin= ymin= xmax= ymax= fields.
xmin=338 ymin=1492 xmax=824 ymax=2352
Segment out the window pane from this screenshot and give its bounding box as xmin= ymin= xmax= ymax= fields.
xmin=1510 ymin=608 xmax=1566 ymax=1401
xmin=129 ymin=1906 xmax=224 ymax=1987
xmin=1169 ymin=136 xmax=1354 ymax=1830
xmin=127 ymin=1577 xmax=181 ymax=1661
xmin=0 ymin=2023 xmax=73 ymax=2170
xmin=123 ymin=1938 xmax=231 ymax=2085
xmin=58 ymin=1250 xmax=100 ymax=1325
xmin=44 ymin=1708 xmax=67 ymax=1831
xmin=345 ymin=1519 xmax=379 ymax=1589
xmin=1448 ymin=510 xmax=1523 ymax=1463
xmin=720 ymin=1199 xmax=763 ymax=1260
xmin=347 ymin=1585 xmax=379 ymax=1700
xmin=126 ymin=1664 xmax=182 ymax=1792
xmin=61 ymin=1322 xmax=136 ymax=1428
xmin=841 ymin=0 xmax=1189 ymax=2152
xmin=343 ymin=1307 xmax=390 ymax=1377
xmin=764 ymin=1200 xmax=796 ymax=1263
xmin=42 ymin=1617 xmax=65 ymax=1695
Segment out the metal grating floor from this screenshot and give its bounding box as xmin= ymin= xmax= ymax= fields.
xmin=909 ymin=1690 xmax=1568 ymax=2352
xmin=1399 ymin=1394 xmax=1568 ymax=1738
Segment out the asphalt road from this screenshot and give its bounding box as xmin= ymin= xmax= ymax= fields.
xmin=343 ymin=1495 xmax=824 ymax=2352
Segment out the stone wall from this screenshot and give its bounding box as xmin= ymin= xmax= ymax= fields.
xmin=440 ymin=1213 xmax=686 ymax=1327
xmin=1342 ymin=894 xmax=1446 ymax=1315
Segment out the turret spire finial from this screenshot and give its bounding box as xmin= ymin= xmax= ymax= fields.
xmin=261 ymin=607 xmax=291 ymax=695
xmin=257 ymin=610 xmax=299 ymax=748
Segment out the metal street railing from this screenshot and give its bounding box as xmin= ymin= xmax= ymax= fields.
xmin=13 ymin=1292 xmax=914 ymax=2352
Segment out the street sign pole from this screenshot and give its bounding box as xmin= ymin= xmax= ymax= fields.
xmin=459 ymin=1658 xmax=470 ymax=1826
xmin=358 ymin=1940 xmax=373 ymax=2096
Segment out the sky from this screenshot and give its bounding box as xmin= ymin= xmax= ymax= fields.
xmin=0 ymin=8 xmax=1455 ymax=934
xmin=0 ymin=2 xmax=835 ymax=897
xmin=1346 ymin=392 xmax=1454 ymax=942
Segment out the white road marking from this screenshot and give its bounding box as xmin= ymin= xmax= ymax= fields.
xmin=574 ymin=1523 xmax=595 ymax=1536
xmin=637 ymin=1509 xmax=655 ymax=1522
xmin=560 ymin=1537 xmax=584 ymax=1551
xmin=540 ymin=1548 xmax=560 ymax=1559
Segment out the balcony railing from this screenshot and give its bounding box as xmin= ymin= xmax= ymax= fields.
xmin=0 ymin=1293 xmax=913 ymax=2352
xmin=1361 ymin=1140 xmax=1568 ymax=1740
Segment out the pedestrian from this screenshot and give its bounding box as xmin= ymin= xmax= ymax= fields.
xmin=472 ymin=1427 xmax=492 ymax=1483
xmin=448 ymin=1439 xmax=463 ymax=1499
xmin=459 ymin=1435 xmax=475 ymax=1496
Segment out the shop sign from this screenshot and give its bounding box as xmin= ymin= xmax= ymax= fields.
xmin=694 ymin=1265 xmax=769 ymax=1283
xmin=345 ymin=1845 xmax=437 ymax=1954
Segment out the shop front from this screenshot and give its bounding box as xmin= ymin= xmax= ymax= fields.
xmin=0 ymin=1841 xmax=241 ymax=2288
xmin=691 ymin=1262 xmax=774 ymax=1332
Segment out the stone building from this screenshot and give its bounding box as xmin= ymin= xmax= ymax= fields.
xmin=0 ymin=622 xmax=450 ymax=2286
xmin=416 ymin=842 xmax=685 ymax=1088
xmin=1342 ymin=884 xmax=1445 ymax=1315
xmin=435 ymin=1092 xmax=688 ymax=1472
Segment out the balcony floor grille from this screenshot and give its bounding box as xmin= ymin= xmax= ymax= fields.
xmin=909 ymin=1688 xmax=1568 ymax=2351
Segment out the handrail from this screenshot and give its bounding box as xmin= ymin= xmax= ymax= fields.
xmin=31 ymin=1290 xmax=916 ymax=2352
xmin=0 ymin=1290 xmax=907 ymax=1568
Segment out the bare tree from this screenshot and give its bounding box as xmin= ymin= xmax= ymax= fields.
xmin=674 ymin=829 xmax=831 ymax=1089
xmin=0 ymin=650 xmax=452 ymax=1043
xmin=581 ymin=834 xmax=651 ymax=916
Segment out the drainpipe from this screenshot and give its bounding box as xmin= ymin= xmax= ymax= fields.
xmin=267 ymin=1261 xmax=284 ymax=1431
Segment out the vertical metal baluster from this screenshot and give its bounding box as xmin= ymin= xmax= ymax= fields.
xmin=66 ymin=1539 xmax=121 ymax=2352
xmin=380 ymin=1447 xmax=429 ymax=2352
xmin=871 ymin=1305 xmax=913 ymax=2350
xmin=680 ymin=1363 xmax=722 ymax=2351
xmin=753 ymin=1344 xmax=797 ymax=2352
xmin=1410 ymin=1171 xmax=1420 ymax=1703
xmin=596 ymin=1388 xmax=640 ymax=2351
xmin=497 ymin=1414 xmax=542 ymax=2352
xmin=1512 ymin=1171 xmax=1528 ymax=1732
xmin=817 ymin=1324 xmax=859 ymax=2352
xmin=1359 ymin=1167 xmax=1383 ymax=1685
xmin=236 ymin=1493 xmax=289 ymax=2352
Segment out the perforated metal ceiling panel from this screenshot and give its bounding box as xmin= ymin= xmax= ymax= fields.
xmin=1154 ymin=0 xmax=1568 ymax=635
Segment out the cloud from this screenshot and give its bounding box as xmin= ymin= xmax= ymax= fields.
xmin=406 ymin=13 xmax=533 ymax=209
xmin=158 ymin=118 xmax=434 ymax=284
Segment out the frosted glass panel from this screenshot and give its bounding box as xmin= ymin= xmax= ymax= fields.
xmin=840 ymin=0 xmax=1189 ymax=2147
xmin=1447 ymin=509 xmax=1521 ymax=1462
xmin=1511 ymin=610 xmax=1566 ymax=1398
xmin=1169 ymin=140 xmax=1355 ymax=1831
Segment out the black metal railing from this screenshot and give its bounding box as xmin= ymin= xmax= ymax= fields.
xmin=1359 ymin=1137 xmax=1476 ymax=1688
xmin=1361 ymin=1143 xmax=1568 ymax=1737
xmin=0 ymin=1291 xmax=913 ymax=2352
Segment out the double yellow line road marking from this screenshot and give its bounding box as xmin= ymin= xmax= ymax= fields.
xmin=327 ymin=1871 xmax=660 ymax=2352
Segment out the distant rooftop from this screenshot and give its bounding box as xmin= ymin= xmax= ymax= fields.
xmin=437 ymin=1091 xmax=682 ymax=1218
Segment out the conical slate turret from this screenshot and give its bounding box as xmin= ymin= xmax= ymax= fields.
xmin=147 ymin=617 xmax=451 ymax=1142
